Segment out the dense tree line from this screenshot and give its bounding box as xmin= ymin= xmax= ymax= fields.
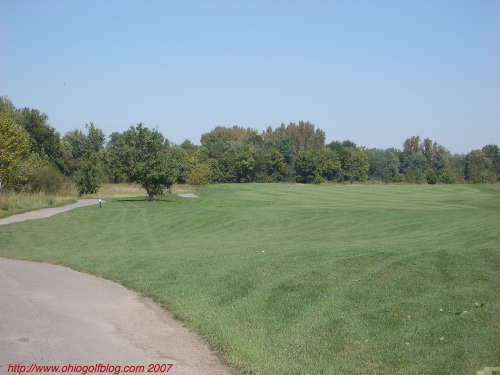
xmin=1 ymin=96 xmax=498 ymax=199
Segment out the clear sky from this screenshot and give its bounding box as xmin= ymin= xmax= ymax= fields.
xmin=1 ymin=0 xmax=499 ymax=154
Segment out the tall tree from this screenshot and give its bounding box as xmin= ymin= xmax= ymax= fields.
xmin=482 ymin=144 xmax=500 ymax=181
xmin=341 ymin=147 xmax=369 ymax=182
xmin=18 ymin=108 xmax=62 ymax=164
xmin=402 ymin=136 xmax=421 ymax=158
xmin=295 ymin=148 xmax=341 ymax=184
xmin=0 ymin=112 xmax=37 ymax=189
xmin=285 ymin=121 xmax=325 ymax=156
xmin=465 ymin=149 xmax=495 ymax=183
xmin=364 ymin=148 xmax=401 ymax=183
xmin=121 ymin=124 xmax=176 ymax=200
xmin=74 ymin=153 xmax=102 ymax=196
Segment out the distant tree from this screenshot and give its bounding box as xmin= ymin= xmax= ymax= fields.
xmin=438 ymin=169 xmax=453 ymax=184
xmin=426 ymin=169 xmax=438 ymax=184
xmin=27 ymin=164 xmax=66 ymax=194
xmin=403 ymin=153 xmax=427 ymax=183
xmin=341 ymin=140 xmax=357 ymax=149
xmin=259 ymin=148 xmax=290 ymax=182
xmin=234 ymin=146 xmax=259 ymax=182
xmin=482 ymin=144 xmax=500 ymax=181
xmin=74 ymin=153 xmax=102 ymax=196
xmin=327 ymin=142 xmax=368 ymax=182
xmin=465 ymin=149 xmax=495 ymax=183
xmin=327 ymin=141 xmax=344 ymax=154
xmin=285 ymin=121 xmax=325 ymax=156
xmin=201 ymin=126 xmax=261 ymax=149
xmin=340 ymin=147 xmax=369 ymax=182
xmin=448 ymin=154 xmax=467 ymax=183
xmin=18 ymin=108 xmax=62 ymax=164
xmin=262 ymin=130 xmax=294 ymax=165
xmin=296 ymin=148 xmax=341 ymax=183
xmin=105 ymin=132 xmax=127 ymax=183
xmin=0 ymin=112 xmax=39 ymax=190
xmin=364 ymin=148 xmax=400 ymax=183
xmin=187 ymin=163 xmax=210 ymax=187
xmin=169 ymin=146 xmax=190 ymax=184
xmin=180 ymin=139 xmax=197 ymax=152
xmin=85 ymin=122 xmax=106 ymax=153
xmin=121 ymin=124 xmax=176 ymax=200
xmin=402 ymin=136 xmax=421 ymax=158
xmin=0 ymin=96 xmax=18 ymax=117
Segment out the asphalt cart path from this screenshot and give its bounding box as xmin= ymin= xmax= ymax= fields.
xmin=0 ymin=199 xmax=101 ymax=226
xmin=0 ymin=201 xmax=231 ymax=375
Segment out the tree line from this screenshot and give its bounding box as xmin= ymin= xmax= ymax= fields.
xmin=1 ymin=96 xmax=498 ymax=200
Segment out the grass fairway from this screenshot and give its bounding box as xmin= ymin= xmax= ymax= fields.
xmin=1 ymin=184 xmax=499 ymax=374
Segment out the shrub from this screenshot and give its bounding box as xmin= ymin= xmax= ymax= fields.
xmin=439 ymin=169 xmax=453 ymax=184
xmin=27 ymin=165 xmax=66 ymax=194
xmin=426 ymin=170 xmax=438 ymax=184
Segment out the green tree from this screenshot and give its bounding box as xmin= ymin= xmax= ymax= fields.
xmin=18 ymin=108 xmax=63 ymax=164
xmin=285 ymin=121 xmax=325 ymax=156
xmin=482 ymin=144 xmax=500 ymax=181
xmin=62 ymin=129 xmax=89 ymax=175
xmin=235 ymin=146 xmax=259 ymax=182
xmin=258 ymin=148 xmax=290 ymax=182
xmin=438 ymin=169 xmax=453 ymax=184
xmin=402 ymin=136 xmax=421 ymax=158
xmin=105 ymin=132 xmax=128 ymax=183
xmin=448 ymin=154 xmax=466 ymax=183
xmin=62 ymin=123 xmax=107 ymax=182
xmin=27 ymin=164 xmax=66 ymax=194
xmin=86 ymin=122 xmax=106 ymax=153
xmin=74 ymin=153 xmax=102 ymax=196
xmin=340 ymin=147 xmax=369 ymax=182
xmin=426 ymin=169 xmax=438 ymax=184
xmin=403 ymin=154 xmax=427 ymax=183
xmin=0 ymin=112 xmax=38 ymax=189
xmin=465 ymin=150 xmax=495 ymax=183
xmin=187 ymin=163 xmax=210 ymax=187
xmin=121 ymin=124 xmax=176 ymax=200
xmin=364 ymin=148 xmax=401 ymax=183
xmin=296 ymin=148 xmax=341 ymax=183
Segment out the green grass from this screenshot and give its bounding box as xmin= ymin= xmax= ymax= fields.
xmin=1 ymin=183 xmax=499 ymax=374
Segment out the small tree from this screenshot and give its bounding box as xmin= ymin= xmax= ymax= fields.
xmin=75 ymin=153 xmax=102 ymax=196
xmin=187 ymin=163 xmax=210 ymax=187
xmin=121 ymin=124 xmax=176 ymax=200
xmin=438 ymin=169 xmax=453 ymax=184
xmin=426 ymin=169 xmax=438 ymax=184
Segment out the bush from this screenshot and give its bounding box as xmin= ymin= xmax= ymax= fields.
xmin=426 ymin=170 xmax=438 ymax=184
xmin=439 ymin=169 xmax=453 ymax=184
xmin=27 ymin=165 xmax=66 ymax=194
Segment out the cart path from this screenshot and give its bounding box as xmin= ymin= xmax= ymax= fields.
xmin=0 ymin=199 xmax=102 ymax=226
xmin=0 ymin=201 xmax=232 ymax=375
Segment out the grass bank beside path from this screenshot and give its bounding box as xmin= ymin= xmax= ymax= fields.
xmin=1 ymin=183 xmax=499 ymax=375
xmin=0 ymin=183 xmax=191 ymax=219
xmin=0 ymin=193 xmax=76 ymax=219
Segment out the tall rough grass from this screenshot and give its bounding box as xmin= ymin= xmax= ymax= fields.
xmin=0 ymin=191 xmax=70 ymax=218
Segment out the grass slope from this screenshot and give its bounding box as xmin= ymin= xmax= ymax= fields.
xmin=1 ymin=184 xmax=499 ymax=374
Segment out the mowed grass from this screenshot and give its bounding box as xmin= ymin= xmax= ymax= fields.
xmin=1 ymin=184 xmax=499 ymax=374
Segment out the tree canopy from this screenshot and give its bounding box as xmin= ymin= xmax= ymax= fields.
xmin=1 ymin=95 xmax=498 ymax=198
xmin=121 ymin=124 xmax=176 ymax=200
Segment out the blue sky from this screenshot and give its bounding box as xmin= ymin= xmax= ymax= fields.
xmin=1 ymin=0 xmax=499 ymax=154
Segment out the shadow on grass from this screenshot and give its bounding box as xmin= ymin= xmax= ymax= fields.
xmin=114 ymin=197 xmax=174 ymax=203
